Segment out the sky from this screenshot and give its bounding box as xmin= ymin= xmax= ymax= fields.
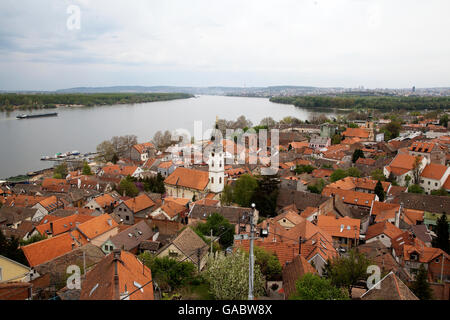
xmin=0 ymin=0 xmax=449 ymax=91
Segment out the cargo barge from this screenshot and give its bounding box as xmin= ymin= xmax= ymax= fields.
xmin=16 ymin=112 xmax=58 ymax=119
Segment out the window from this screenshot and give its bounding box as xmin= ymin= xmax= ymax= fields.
xmin=211 ymin=177 xmax=214 ymax=184
xmin=125 ymin=216 xmax=129 ymax=221
xmin=435 ymin=183 xmax=438 ymax=186
xmin=219 ymin=177 xmax=222 ymax=183
xmin=435 ymin=258 xmax=440 ymax=263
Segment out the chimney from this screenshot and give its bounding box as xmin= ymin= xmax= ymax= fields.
xmin=71 ymin=242 xmax=75 ymax=250
xmin=113 ymin=249 xmax=121 ymax=300
xmin=50 ymin=222 xmax=54 ymax=235
xmin=107 ymin=219 xmax=112 ymax=227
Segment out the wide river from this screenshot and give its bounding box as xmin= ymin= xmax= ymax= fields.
xmin=0 ymin=95 xmax=337 ymax=178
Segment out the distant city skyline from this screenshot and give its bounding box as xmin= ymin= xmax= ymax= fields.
xmin=0 ymin=0 xmax=449 ymax=91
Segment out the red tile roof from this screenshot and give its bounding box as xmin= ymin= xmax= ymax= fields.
xmin=123 ymin=194 xmax=155 ymax=213
xmin=366 ymin=221 xmax=403 ymax=241
xmin=317 ymin=215 xmax=360 ymax=239
xmin=22 ymin=233 xmax=77 ymax=267
xmin=76 ymin=214 xmax=118 ymax=241
xmin=164 ymin=167 xmax=209 ymax=191
xmin=420 ymin=163 xmax=449 ymax=180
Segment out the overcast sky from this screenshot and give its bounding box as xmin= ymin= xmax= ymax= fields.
xmin=0 ymin=0 xmax=449 ymax=90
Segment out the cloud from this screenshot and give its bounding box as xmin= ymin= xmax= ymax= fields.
xmin=0 ymin=0 xmax=449 ymax=90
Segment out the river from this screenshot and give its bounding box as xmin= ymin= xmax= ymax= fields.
xmin=0 ymin=95 xmax=337 ymax=178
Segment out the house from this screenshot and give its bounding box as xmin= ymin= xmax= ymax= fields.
xmin=309 ymin=135 xmax=331 ymax=150
xmin=342 ymin=127 xmax=372 ymax=141
xmin=189 ymin=204 xmax=257 ymax=234
xmin=157 ymin=161 xmax=176 ymax=178
xmin=393 ymin=240 xmax=450 ymax=282
xmin=0 ymin=255 xmax=31 ymax=283
xmin=99 ymin=164 xmax=143 ymax=179
xmin=113 ymin=194 xmax=156 ymax=225
xmin=101 ymin=220 xmax=155 ymax=255
xmin=21 ymin=233 xmax=80 ymax=267
xmin=327 ymin=176 xmax=391 ymax=195
xmin=316 ymin=215 xmax=360 ymax=249
xmin=0 ymin=207 xmax=39 ymax=229
xmin=150 ymin=199 xmax=188 ymax=222
xmin=322 ymin=187 xmax=377 ymax=210
xmin=276 ymin=190 xmax=332 ymax=213
xmin=129 ymin=142 xmax=156 ymax=162
xmin=390 ymin=193 xmax=450 ymax=215
xmin=408 ymin=141 xmax=445 ymax=165
xmin=32 ymin=196 xmax=66 ymax=222
xmin=80 ymin=250 xmax=154 ymax=300
xmin=419 ymin=163 xmax=450 ymax=194
xmin=383 ymin=153 xmax=427 ymax=185
xmin=0 ymin=282 xmax=32 ymax=300
xmin=370 ymin=201 xmax=424 ymax=226
xmin=156 ymin=227 xmax=209 ymax=271
xmin=84 ymin=194 xmax=117 ymax=214
xmin=164 ymin=167 xmax=210 ymax=200
xmin=282 ymin=255 xmax=317 ymax=299
xmin=365 ymin=221 xmax=403 ymax=248
xmin=360 ymin=272 xmax=418 ymax=300
xmin=41 ymin=178 xmax=71 ymax=193
xmin=34 ymin=214 xmax=94 ymax=238
xmin=72 ymin=214 xmax=119 ymax=247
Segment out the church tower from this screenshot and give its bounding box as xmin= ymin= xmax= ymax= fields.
xmin=208 ymin=118 xmax=225 ymax=193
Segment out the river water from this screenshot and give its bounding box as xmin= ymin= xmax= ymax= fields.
xmin=0 ymin=95 xmax=337 ymax=178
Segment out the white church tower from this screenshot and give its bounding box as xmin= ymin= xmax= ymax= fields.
xmin=208 ymin=118 xmax=225 ymax=193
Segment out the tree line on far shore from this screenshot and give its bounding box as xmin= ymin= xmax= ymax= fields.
xmin=0 ymin=92 xmax=193 ymax=111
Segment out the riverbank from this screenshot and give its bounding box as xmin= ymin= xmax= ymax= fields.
xmin=0 ymin=92 xmax=194 ymax=112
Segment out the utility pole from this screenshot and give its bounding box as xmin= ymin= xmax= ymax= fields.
xmin=210 ymin=229 xmax=213 ymax=256
xmin=441 ymin=253 xmax=444 ymax=282
xmin=197 ymin=248 xmax=201 ymax=272
xmin=83 ymin=251 xmax=86 ymax=279
xmin=248 ymin=203 xmax=256 ymax=301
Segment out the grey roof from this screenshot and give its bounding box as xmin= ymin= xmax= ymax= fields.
xmin=190 ymin=204 xmax=253 ymax=224
xmin=390 ymin=193 xmax=450 ymax=214
xmin=169 ymin=227 xmax=208 ymax=265
xmin=361 ymin=272 xmax=418 ymax=300
xmin=0 ymin=207 xmax=38 ymax=225
xmin=139 ymin=240 xmax=161 ymax=252
xmin=410 ymin=224 xmax=433 ymax=243
xmin=277 ymin=189 xmax=330 ymax=211
xmin=109 ymin=220 xmax=154 ymax=251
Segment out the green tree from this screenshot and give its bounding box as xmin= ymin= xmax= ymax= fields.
xmin=82 ymin=161 xmax=92 ymax=175
xmin=371 ymin=169 xmax=386 ymax=181
xmin=410 ymin=264 xmax=433 ymax=300
xmin=431 ymin=188 xmax=449 ymax=196
xmin=331 ymin=134 xmax=342 ymax=145
xmin=346 ymin=167 xmax=361 ymax=178
xmin=352 ymin=149 xmax=365 ymax=163
xmin=308 ymin=179 xmax=326 ymax=194
xmin=404 ymin=175 xmax=412 ymax=187
xmin=326 ymin=249 xmax=371 ymax=298
xmin=294 ymin=165 xmax=315 ymax=174
xmin=432 ymin=214 xmax=450 ymax=254
xmin=53 ymin=162 xmax=68 ymax=179
xmin=348 ymin=123 xmax=359 ymax=128
xmin=254 ymin=247 xmax=282 ymax=281
xmin=330 ymin=169 xmax=347 ymax=182
xmin=118 ymin=176 xmax=139 ymax=197
xmin=439 ymin=114 xmax=449 ymax=128
xmin=195 ymin=213 xmax=235 ymax=248
xmin=221 ymin=184 xmax=233 ymax=205
xmin=250 ymin=175 xmax=280 ymax=217
xmin=408 ymin=184 xmax=424 ymax=194
xmin=204 ymin=251 xmax=265 ymax=300
xmin=381 ymin=121 xmax=402 ymax=140
xmin=232 ymin=174 xmax=258 ymax=207
xmin=138 ymin=253 xmax=196 ymax=292
xmin=374 ymin=180 xmax=385 ymax=202
xmin=290 ymin=273 xmax=349 ymax=300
